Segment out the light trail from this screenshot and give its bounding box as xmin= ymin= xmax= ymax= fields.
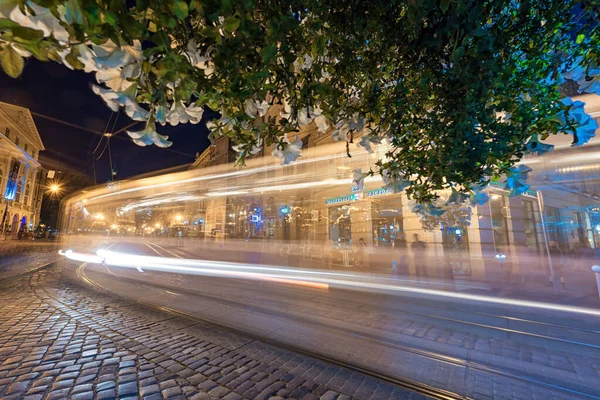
xmin=86 ymin=147 xmax=376 ymax=202
xmin=59 ymin=249 xmax=600 ymax=317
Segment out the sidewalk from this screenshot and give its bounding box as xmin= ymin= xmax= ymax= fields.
xmin=0 ymin=241 xmax=59 ymax=281
xmin=0 ymin=264 xmax=425 ymax=400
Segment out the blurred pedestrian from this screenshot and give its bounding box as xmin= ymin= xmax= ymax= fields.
xmin=356 ymin=238 xmax=367 ymax=269
xmin=394 ymin=236 xmax=408 ymax=276
xmin=411 ymin=234 xmax=427 ymax=277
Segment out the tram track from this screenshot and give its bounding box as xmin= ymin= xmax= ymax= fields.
xmin=75 ymin=243 xmax=600 ymax=399
xmin=73 ymin=261 xmax=460 ymax=400
xmin=0 ymin=259 xmax=60 ymax=282
xmin=148 ymin=241 xmax=600 ymax=348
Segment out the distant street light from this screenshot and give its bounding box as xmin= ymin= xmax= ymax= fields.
xmin=47 ymin=183 xmax=62 ymax=195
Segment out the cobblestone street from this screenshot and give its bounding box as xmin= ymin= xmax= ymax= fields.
xmin=0 ymin=263 xmax=426 ymax=400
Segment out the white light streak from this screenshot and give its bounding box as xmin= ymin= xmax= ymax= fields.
xmin=60 ymin=249 xmax=600 ymax=317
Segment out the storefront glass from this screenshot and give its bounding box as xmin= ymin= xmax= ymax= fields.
xmin=522 ymin=199 xmax=540 ymax=254
xmin=329 ymin=204 xmax=352 ymax=245
xmin=545 ymin=206 xmax=567 ymax=250
xmin=370 ymin=196 xmax=403 ymax=247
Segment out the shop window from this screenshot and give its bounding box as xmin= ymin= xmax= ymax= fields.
xmin=586 ymin=212 xmax=600 ymax=249
xmin=329 ymin=204 xmax=352 ymax=245
xmin=522 ymin=199 xmax=541 ymax=254
xmin=371 ymin=197 xmax=403 ymax=247
xmin=490 ymin=193 xmax=510 ymax=253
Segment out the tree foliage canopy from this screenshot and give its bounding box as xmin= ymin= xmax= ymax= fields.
xmin=1 ymin=0 xmax=599 ymax=206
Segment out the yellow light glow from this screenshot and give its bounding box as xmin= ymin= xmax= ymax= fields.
xmin=155 ymin=223 xmax=160 ymax=228
xmin=175 ymin=215 xmax=183 ymax=222
xmin=111 ymin=224 xmax=118 ymax=229
xmin=94 ymin=213 xmax=105 ymax=220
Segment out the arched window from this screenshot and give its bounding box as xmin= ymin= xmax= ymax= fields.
xmin=24 ymin=184 xmax=31 ymax=205
xmin=15 ymin=177 xmax=22 ymax=203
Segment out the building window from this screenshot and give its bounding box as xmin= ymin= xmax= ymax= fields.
xmin=545 ymin=206 xmax=567 ymax=251
xmin=0 ymin=169 xmax=3 ymax=195
xmin=5 ymin=127 xmax=9 ymax=138
xmin=522 ymin=199 xmax=540 ymax=254
xmin=15 ymin=177 xmax=22 ymax=203
xmin=15 ymin=136 xmax=19 ymax=146
xmin=24 ymin=143 xmax=28 ymax=153
xmin=24 ymin=184 xmax=30 ymax=205
xmin=32 ymin=151 xmax=36 ymax=159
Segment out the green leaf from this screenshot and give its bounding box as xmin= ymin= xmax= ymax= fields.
xmin=148 ymin=21 xmax=157 ymax=33
xmin=65 ymin=47 xmax=85 ymax=70
xmin=136 ymin=0 xmax=149 ymax=11
xmin=47 ymin=49 xmax=62 ymax=63
xmin=223 ymin=16 xmax=240 ymax=32
xmin=248 ymin=70 xmax=269 ymax=81
xmin=440 ymin=0 xmax=451 ymax=13
xmin=173 ymin=0 xmax=188 ymax=20
xmin=0 ymin=18 xmax=20 ymax=30
xmin=576 ymin=33 xmax=585 ymax=44
xmin=189 ymin=0 xmax=203 ymax=12
xmin=0 ymin=46 xmax=24 ymax=78
xmin=152 ymin=31 xmax=171 ymax=48
xmin=11 ymin=26 xmax=45 ymax=41
xmin=221 ymin=0 xmax=232 ymax=16
xmin=22 ymin=43 xmax=48 ymax=61
xmin=260 ymin=45 xmax=277 ymax=63
xmin=452 ymin=46 xmax=465 ymax=62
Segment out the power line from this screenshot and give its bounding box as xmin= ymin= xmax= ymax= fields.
xmin=30 ymin=110 xmax=196 ymax=157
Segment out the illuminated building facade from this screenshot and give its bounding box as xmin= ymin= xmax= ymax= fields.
xmin=0 ymin=102 xmax=45 ymax=237
xmin=61 ymin=96 xmax=600 ymax=281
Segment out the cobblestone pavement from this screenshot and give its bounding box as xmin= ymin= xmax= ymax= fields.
xmin=0 ymin=241 xmax=59 ymax=280
xmin=0 ymin=264 xmax=429 ymax=400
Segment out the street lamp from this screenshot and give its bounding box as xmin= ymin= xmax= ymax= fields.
xmin=47 ymin=182 xmax=62 ymax=195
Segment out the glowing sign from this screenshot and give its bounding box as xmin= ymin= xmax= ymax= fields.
xmin=280 ymin=206 xmax=291 ymax=215
xmin=366 ymin=188 xmax=393 ymax=197
xmin=325 ymin=194 xmax=358 ymax=205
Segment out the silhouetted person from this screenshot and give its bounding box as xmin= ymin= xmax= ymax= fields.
xmin=356 ymin=238 xmax=367 ymax=268
xmin=394 ymin=236 xmax=408 ymax=276
xmin=411 ymin=234 xmax=427 ymax=277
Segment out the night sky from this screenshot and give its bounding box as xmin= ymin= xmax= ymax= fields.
xmin=0 ymin=59 xmax=214 ymax=184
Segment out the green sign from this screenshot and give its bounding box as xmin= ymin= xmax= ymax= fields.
xmin=366 ymin=188 xmax=393 ymax=197
xmin=325 ymin=187 xmax=394 ymax=205
xmin=325 ymin=194 xmax=359 ymax=205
